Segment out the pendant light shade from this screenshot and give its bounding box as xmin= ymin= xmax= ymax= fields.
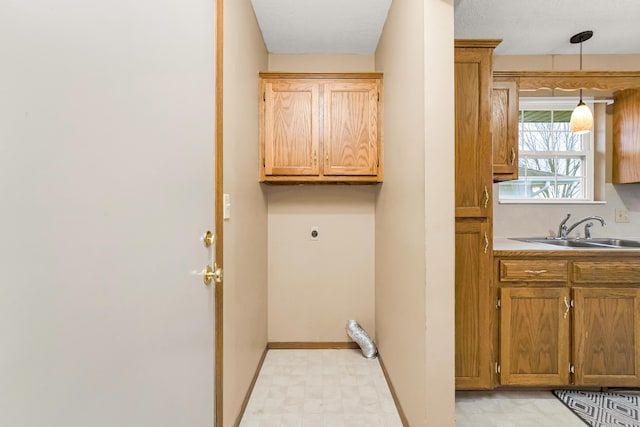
xmin=569 ymin=31 xmax=594 ymax=134
xmin=570 ymin=101 xmax=593 ymax=134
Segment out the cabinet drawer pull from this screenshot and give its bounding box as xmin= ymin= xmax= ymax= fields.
xmin=563 ymin=296 xmax=571 ymax=319
xmin=483 ymin=186 xmax=490 ymax=208
xmin=510 ymin=147 xmax=516 ymax=165
xmin=524 ymin=269 xmax=547 ymax=274
xmin=483 ymin=232 xmax=489 ymax=254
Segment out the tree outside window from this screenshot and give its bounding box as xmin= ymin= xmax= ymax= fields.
xmin=499 ymin=100 xmax=593 ymax=202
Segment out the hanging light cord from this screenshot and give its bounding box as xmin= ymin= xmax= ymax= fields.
xmin=579 ymin=40 xmax=583 ymax=103
xmin=579 ymin=40 xmax=583 ymax=70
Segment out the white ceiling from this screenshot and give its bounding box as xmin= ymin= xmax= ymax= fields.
xmin=454 ymin=0 xmax=640 ymax=55
xmin=250 ymin=0 xmax=640 ymax=56
xmin=250 ymin=0 xmax=392 ymax=54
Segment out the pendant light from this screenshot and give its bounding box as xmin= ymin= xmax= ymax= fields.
xmin=569 ymin=30 xmax=594 ymax=134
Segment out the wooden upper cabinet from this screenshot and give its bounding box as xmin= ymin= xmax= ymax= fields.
xmin=259 ymin=73 xmax=383 ymax=183
xmin=323 ymin=81 xmax=379 ymax=176
xmin=263 ymin=80 xmax=320 ymax=176
xmin=492 ymin=79 xmax=519 ymax=182
xmin=454 ymin=41 xmax=499 ymax=217
xmin=613 ymin=88 xmax=640 ymax=184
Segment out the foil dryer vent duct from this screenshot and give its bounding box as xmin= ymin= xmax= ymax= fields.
xmin=346 ymin=320 xmax=377 ymax=359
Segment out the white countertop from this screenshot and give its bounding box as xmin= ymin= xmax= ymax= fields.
xmin=494 ymin=237 xmax=640 ymax=252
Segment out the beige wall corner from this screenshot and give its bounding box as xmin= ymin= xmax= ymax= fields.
xmin=423 ymin=0 xmax=456 ymax=425
xmin=375 ymin=0 xmax=440 ymax=424
xmin=265 ymin=55 xmax=377 ymax=344
xmin=223 ymin=0 xmax=269 ymax=426
xmin=494 ymin=54 xmax=640 ymax=71
xmin=376 ymin=0 xmax=455 ymax=424
xmin=268 ymin=186 xmax=376 ymax=342
xmin=268 ymin=54 xmax=375 ymax=73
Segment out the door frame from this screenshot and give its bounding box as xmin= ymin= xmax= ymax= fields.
xmin=215 ymin=0 xmax=224 ymax=424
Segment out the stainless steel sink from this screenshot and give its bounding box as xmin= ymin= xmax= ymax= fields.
xmin=514 ymin=238 xmax=602 ymax=247
xmin=512 ymin=237 xmax=640 ymax=249
xmin=587 ymin=238 xmax=640 ymax=248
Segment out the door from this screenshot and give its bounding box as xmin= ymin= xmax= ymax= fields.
xmin=573 ymin=287 xmax=640 ymax=386
xmin=0 ymin=1 xmax=218 ymax=426
xmin=262 ymin=79 xmax=320 ymax=177
xmin=499 ymin=287 xmax=570 ymax=386
xmin=492 ymin=79 xmax=519 ymax=181
xmin=323 ymin=80 xmax=379 ymax=176
xmin=454 ymin=47 xmax=493 ymax=218
xmin=455 ymin=219 xmax=492 ymax=389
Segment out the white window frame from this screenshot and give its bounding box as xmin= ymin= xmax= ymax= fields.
xmin=498 ymin=97 xmax=595 ymax=204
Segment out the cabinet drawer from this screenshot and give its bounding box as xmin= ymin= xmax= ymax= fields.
xmin=573 ymin=261 xmax=640 ymax=284
xmin=499 ymin=260 xmax=568 ymax=282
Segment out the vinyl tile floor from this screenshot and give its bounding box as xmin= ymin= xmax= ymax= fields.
xmin=238 ymin=349 xmax=404 ymax=427
xmin=240 ymin=350 xmax=586 ymax=427
xmin=455 ymin=390 xmax=587 ymax=426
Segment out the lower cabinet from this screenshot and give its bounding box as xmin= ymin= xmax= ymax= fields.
xmin=573 ymin=287 xmax=640 ymax=386
xmin=499 ymin=287 xmax=570 ymax=385
xmin=455 ymin=219 xmax=492 ymax=389
xmin=494 ymin=255 xmax=640 ymax=388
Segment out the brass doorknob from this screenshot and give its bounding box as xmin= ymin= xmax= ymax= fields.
xmin=202 ymin=231 xmax=215 ymax=248
xmin=203 ymin=264 xmax=223 ymax=285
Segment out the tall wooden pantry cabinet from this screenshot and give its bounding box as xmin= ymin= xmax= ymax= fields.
xmin=454 ymin=39 xmax=500 ymax=389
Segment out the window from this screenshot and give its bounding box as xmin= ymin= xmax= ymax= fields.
xmin=498 ymin=98 xmax=594 ymax=202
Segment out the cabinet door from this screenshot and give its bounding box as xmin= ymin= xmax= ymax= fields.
xmin=499 ymin=287 xmax=570 ymax=386
xmin=263 ymin=80 xmax=320 ymax=176
xmin=573 ymin=287 xmax=640 ymax=386
xmin=323 ymin=80 xmax=379 ymax=176
xmin=613 ymin=88 xmax=640 ymax=183
xmin=456 ymin=219 xmax=492 ymax=389
xmin=492 ymin=79 xmax=519 ymax=182
xmin=454 ymin=47 xmax=493 ymax=217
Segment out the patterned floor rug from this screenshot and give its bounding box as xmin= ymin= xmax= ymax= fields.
xmin=553 ymin=390 xmax=640 ymax=427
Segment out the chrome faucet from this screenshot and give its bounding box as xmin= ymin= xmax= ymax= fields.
xmin=557 ymin=213 xmax=606 ymax=239
xmin=557 ymin=213 xmax=572 ymax=238
xmin=584 ymin=222 xmax=594 ymax=239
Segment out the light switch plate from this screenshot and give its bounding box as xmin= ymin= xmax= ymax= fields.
xmin=223 ymin=193 xmax=231 ymax=219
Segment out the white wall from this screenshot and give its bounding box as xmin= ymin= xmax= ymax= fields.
xmin=493 ymin=55 xmax=640 ymax=239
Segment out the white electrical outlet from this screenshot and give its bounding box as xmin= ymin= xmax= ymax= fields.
xmin=310 ymin=226 xmax=319 ymax=241
xmin=615 ymin=208 xmax=630 ymax=223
